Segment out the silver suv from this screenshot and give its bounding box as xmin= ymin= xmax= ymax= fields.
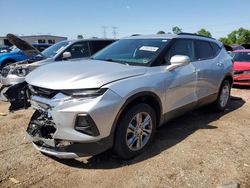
xmin=18 ymin=33 xmax=233 ymax=159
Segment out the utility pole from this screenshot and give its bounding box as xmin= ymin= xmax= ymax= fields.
xmin=112 ymin=27 xmax=118 ymax=39
xmin=102 ymin=26 xmax=107 ymax=38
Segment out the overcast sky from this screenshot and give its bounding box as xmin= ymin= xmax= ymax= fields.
xmin=1 ymin=0 xmax=250 ymax=39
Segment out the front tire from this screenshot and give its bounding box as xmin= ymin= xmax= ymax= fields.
xmin=214 ymin=80 xmax=231 ymax=111
xmin=113 ymin=103 xmax=157 ymax=159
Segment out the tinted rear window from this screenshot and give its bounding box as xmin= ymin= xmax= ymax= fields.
xmin=195 ymin=40 xmax=214 ymax=60
xmin=210 ymin=42 xmax=221 ymax=56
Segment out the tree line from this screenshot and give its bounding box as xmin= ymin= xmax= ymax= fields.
xmin=157 ymin=26 xmax=250 ymax=45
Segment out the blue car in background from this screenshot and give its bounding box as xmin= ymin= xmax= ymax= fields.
xmin=0 ymin=47 xmax=28 ymax=70
xmin=0 ymin=37 xmax=50 ymax=70
xmin=0 ymin=45 xmax=11 ymax=53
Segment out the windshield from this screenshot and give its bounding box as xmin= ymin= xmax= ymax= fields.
xmin=10 ymin=46 xmax=20 ymax=53
xmin=232 ymin=52 xmax=250 ymax=62
xmin=42 ymin=41 xmax=70 ymax=58
xmin=92 ymin=39 xmax=169 ymax=65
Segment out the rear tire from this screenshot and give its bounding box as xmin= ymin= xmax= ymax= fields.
xmin=214 ymin=80 xmax=231 ymax=111
xmin=113 ymin=103 xmax=156 ymax=159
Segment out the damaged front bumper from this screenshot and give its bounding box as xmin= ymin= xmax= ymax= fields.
xmin=26 ymin=132 xmax=112 ymax=159
xmin=25 ymin=89 xmax=121 ymax=159
xmin=26 ymin=121 xmax=112 ymax=159
xmin=0 ymin=67 xmax=27 ymax=102
xmin=0 ymin=73 xmax=25 ymax=86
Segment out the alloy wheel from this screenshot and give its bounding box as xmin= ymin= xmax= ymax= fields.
xmin=126 ymin=112 xmax=153 ymax=151
xmin=219 ymin=83 xmax=230 ymax=108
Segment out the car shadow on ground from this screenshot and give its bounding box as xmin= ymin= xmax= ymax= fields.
xmin=52 ymin=96 xmax=245 ymax=169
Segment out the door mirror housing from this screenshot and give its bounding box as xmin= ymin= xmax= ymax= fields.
xmin=166 ymin=55 xmax=190 ymax=71
xmin=62 ymin=52 xmax=71 ymax=60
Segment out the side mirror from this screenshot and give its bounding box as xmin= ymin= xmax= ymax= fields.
xmin=166 ymin=55 xmax=190 ymax=71
xmin=62 ymin=52 xmax=71 ymax=60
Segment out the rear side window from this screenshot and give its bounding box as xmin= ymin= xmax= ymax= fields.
xmin=90 ymin=40 xmax=114 ymax=55
xmin=195 ymin=40 xmax=214 ymax=60
xmin=210 ymin=42 xmax=221 ymax=56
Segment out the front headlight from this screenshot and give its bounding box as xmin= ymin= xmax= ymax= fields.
xmin=61 ymin=88 xmax=108 ymax=98
xmin=12 ymin=67 xmax=30 ymax=77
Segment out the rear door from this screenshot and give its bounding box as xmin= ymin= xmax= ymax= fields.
xmin=164 ymin=39 xmax=198 ymax=112
xmin=192 ymin=40 xmax=223 ymax=100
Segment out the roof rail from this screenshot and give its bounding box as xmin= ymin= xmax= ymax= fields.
xmin=178 ymin=32 xmax=216 ymax=40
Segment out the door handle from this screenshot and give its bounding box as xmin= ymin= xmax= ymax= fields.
xmin=217 ymin=62 xmax=223 ymax=67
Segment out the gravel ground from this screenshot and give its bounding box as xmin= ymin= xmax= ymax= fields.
xmin=0 ymin=87 xmax=249 ymax=188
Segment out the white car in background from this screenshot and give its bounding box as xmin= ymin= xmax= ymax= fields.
xmin=0 ymin=34 xmax=115 ymax=101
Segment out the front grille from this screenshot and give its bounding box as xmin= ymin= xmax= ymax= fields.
xmin=29 ymin=85 xmax=58 ymax=99
xmin=1 ymin=67 xmax=10 ymax=77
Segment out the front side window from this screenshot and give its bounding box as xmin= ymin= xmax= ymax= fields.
xmin=93 ymin=39 xmax=169 ymax=65
xmin=232 ymin=52 xmax=250 ymax=62
xmin=195 ymin=40 xmax=214 ymax=60
xmin=64 ymin=42 xmax=90 ymax=59
xmin=165 ymin=39 xmax=195 ymax=64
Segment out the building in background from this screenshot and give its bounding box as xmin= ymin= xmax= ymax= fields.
xmin=0 ymin=35 xmax=67 ymax=46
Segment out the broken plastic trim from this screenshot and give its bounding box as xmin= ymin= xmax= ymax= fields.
xmin=4 ymin=81 xmax=31 ymax=112
xmin=27 ymin=110 xmax=56 ymax=142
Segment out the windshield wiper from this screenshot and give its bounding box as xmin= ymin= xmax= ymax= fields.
xmin=91 ymin=58 xmax=130 ymax=65
xmin=104 ymin=58 xmax=130 ymax=65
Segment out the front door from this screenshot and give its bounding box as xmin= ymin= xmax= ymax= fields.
xmin=163 ymin=39 xmax=198 ymax=113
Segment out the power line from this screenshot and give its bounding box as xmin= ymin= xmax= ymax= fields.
xmin=102 ymin=26 xmax=107 ymax=38
xmin=112 ymin=27 xmax=118 ymax=39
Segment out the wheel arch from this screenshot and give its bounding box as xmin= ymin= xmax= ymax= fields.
xmin=110 ymin=91 xmax=163 ymax=144
xmin=223 ymin=73 xmax=233 ymax=86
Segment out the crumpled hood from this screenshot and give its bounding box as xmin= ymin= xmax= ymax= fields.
xmin=26 ymin=59 xmax=147 ymax=89
xmin=7 ymin=33 xmax=45 ymax=59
